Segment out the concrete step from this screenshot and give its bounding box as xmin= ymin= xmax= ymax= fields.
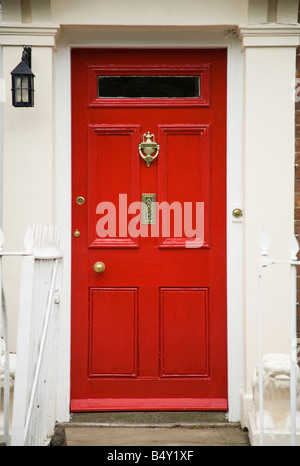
xmin=51 ymin=412 xmax=250 ymax=447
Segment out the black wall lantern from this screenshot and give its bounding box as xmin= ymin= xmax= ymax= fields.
xmin=11 ymin=47 xmax=35 ymax=107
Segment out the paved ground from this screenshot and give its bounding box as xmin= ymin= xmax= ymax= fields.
xmin=64 ymin=424 xmax=250 ymax=447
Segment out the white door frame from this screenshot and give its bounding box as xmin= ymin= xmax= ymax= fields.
xmin=54 ymin=30 xmax=244 ymax=423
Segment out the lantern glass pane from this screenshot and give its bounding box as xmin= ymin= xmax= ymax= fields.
xmin=15 ymin=89 xmax=22 ymax=103
xmin=22 ymin=76 xmax=29 ymax=103
xmin=15 ymin=76 xmax=22 ymax=89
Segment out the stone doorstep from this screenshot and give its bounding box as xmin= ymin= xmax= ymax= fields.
xmin=50 ymin=411 xmax=248 ymax=446
xmin=65 ymin=411 xmax=230 ymax=427
xmin=2 ymin=409 xmax=245 ymax=446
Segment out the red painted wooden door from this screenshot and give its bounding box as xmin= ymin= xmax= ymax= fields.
xmin=71 ymin=49 xmax=227 ymax=411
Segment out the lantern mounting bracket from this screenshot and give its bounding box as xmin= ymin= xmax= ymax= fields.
xmin=22 ymin=46 xmax=32 ymax=69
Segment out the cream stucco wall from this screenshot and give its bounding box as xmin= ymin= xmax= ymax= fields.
xmin=2 ymin=0 xmax=297 ymax=27
xmin=0 ymin=0 xmax=299 ymax=426
xmin=2 ymin=44 xmax=55 ymax=349
xmin=51 ymin=0 xmax=248 ymax=27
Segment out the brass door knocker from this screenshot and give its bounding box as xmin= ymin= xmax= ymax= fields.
xmin=139 ymin=132 xmax=160 ymax=167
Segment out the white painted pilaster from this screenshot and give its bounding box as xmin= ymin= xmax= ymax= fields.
xmin=237 ymin=24 xmax=300 ymax=428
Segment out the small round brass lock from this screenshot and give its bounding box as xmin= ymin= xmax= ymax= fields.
xmin=94 ymin=261 xmax=106 ymax=274
xmin=73 ymin=229 xmax=80 ymax=237
xmin=76 ymin=196 xmax=85 ymax=205
xmin=232 ymin=208 xmax=243 ymax=219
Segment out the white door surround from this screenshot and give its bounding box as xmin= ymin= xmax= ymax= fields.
xmin=54 ymin=29 xmax=244 ymax=422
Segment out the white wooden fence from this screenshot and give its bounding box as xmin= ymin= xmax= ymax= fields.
xmin=0 ymin=225 xmax=63 ymax=446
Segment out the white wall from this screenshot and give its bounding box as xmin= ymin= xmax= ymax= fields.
xmin=243 ymin=45 xmax=296 ymax=365
xmin=51 ymin=0 xmax=248 ymax=27
xmin=2 ymin=45 xmax=55 ymax=350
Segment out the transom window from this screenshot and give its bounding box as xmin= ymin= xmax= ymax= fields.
xmin=97 ymin=76 xmax=201 ymax=98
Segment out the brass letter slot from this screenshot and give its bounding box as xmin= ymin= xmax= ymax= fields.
xmin=142 ymin=193 xmax=156 ymax=225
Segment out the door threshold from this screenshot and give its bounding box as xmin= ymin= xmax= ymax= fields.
xmin=68 ymin=410 xmax=229 ymax=427
xmin=71 ymin=398 xmax=228 ymax=413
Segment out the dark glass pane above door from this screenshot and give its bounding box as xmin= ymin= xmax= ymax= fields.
xmin=98 ymin=76 xmax=200 ymax=98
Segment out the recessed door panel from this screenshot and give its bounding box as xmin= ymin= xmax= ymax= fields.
xmin=158 ymin=125 xmax=210 ymax=248
xmin=89 ymin=288 xmax=138 ymax=377
xmin=88 ymin=125 xmax=140 ymax=248
xmin=160 ymin=288 xmax=209 ymax=377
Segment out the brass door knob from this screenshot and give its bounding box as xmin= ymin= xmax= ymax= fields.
xmin=232 ymin=208 xmax=243 ymax=219
xmin=94 ymin=261 xmax=105 ymax=273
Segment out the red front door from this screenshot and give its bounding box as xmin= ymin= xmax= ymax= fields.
xmin=71 ymin=49 xmax=227 ymax=411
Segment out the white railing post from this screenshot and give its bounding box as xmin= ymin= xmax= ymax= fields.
xmin=0 ymin=227 xmax=11 ymax=446
xmin=0 ymin=228 xmax=3 ymax=444
xmin=288 ymin=235 xmax=299 ymax=447
xmin=258 ymin=228 xmax=272 ymax=446
xmin=10 ymin=253 xmax=35 ymax=446
xmin=2 ymin=291 xmax=9 ymax=446
xmin=0 ymin=228 xmax=3 ymax=442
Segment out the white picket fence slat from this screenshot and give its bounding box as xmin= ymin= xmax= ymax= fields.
xmin=0 ymin=225 xmax=63 ymax=446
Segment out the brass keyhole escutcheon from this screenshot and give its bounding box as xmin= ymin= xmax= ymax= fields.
xmin=73 ymin=229 xmax=80 ymax=237
xmin=94 ymin=261 xmax=106 ymax=274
